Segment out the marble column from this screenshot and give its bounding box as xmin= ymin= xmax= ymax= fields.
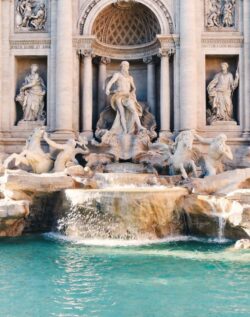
xmin=1 ymin=0 xmax=11 ymax=131
xmin=143 ymin=57 xmax=156 ymax=115
xmin=179 ymin=0 xmax=198 ymax=131
xmin=98 ymin=57 xmax=110 ymax=114
xmin=55 ymin=0 xmax=73 ymax=132
xmin=81 ymin=50 xmax=93 ymax=137
xmin=48 ymin=0 xmax=57 ymax=131
xmin=243 ymin=0 xmax=250 ymax=136
xmin=0 ymin=0 xmax=2 ymax=131
xmin=159 ymin=49 xmax=172 ymax=133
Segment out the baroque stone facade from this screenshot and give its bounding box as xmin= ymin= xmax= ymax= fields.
xmin=0 ymin=0 xmax=249 ymax=154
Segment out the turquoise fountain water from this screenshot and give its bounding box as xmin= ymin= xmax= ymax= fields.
xmin=0 ymin=235 xmax=249 ymax=317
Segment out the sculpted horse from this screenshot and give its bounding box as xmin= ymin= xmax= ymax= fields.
xmin=4 ymin=127 xmax=53 ymax=174
xmin=169 ymin=130 xmax=198 ymax=179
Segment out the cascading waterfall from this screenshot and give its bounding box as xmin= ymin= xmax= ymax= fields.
xmin=206 ymin=196 xmax=243 ymax=241
xmin=54 ymin=181 xmax=188 ymax=240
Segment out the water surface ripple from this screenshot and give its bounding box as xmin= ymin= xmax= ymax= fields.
xmin=0 ymin=235 xmax=249 ymax=317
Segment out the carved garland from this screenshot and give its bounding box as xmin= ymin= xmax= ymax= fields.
xmin=79 ymin=0 xmax=174 ymax=34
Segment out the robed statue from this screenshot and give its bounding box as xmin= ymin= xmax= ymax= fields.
xmin=105 ymin=61 xmax=145 ymax=134
xmin=207 ymin=62 xmax=239 ymax=124
xmin=16 ymin=64 xmax=46 ymax=122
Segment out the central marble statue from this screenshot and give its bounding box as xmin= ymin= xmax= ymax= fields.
xmin=94 ymin=60 xmax=156 ymax=161
xmin=105 ymin=61 xmax=145 ymax=134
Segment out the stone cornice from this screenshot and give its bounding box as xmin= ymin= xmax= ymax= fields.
xmin=10 ymin=39 xmax=51 ymax=49
xmin=201 ymin=35 xmax=244 ymax=48
xmin=74 ymin=36 xmax=163 ymax=60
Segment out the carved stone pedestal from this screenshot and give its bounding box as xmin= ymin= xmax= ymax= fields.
xmin=107 ymin=133 xmax=150 ymax=161
xmin=211 ymin=121 xmax=237 ymax=127
xmin=17 ymin=120 xmax=46 ymax=130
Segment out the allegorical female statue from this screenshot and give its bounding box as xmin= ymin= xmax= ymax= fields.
xmin=207 ymin=62 xmax=239 ymax=124
xmin=16 ymin=64 xmax=46 ymax=122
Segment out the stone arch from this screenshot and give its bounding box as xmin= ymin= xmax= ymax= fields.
xmin=78 ymin=0 xmax=174 ymax=36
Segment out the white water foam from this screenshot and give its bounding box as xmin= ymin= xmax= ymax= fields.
xmin=43 ymin=233 xmax=250 ymax=263
xmin=43 ymin=232 xmax=230 ymax=247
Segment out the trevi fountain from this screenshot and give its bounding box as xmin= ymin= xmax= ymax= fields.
xmin=0 ymin=1 xmax=250 ymax=316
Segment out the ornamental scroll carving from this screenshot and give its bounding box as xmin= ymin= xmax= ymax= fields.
xmin=205 ymin=0 xmax=237 ymax=30
xmin=15 ymin=0 xmax=47 ymax=32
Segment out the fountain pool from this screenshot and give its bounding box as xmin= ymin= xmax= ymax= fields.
xmin=0 ymin=235 xmax=249 ymax=317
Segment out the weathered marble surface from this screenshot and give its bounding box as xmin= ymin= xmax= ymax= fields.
xmin=16 ymin=64 xmax=46 ymax=123
xmin=178 ymin=194 xmax=249 ymax=240
xmin=0 ymin=166 xmax=250 ymax=239
xmin=189 ymin=168 xmax=250 ymax=195
xmin=54 ymin=187 xmax=188 ymax=239
xmin=0 ymin=200 xmax=29 ymax=237
xmin=207 ymin=62 xmax=239 ymax=124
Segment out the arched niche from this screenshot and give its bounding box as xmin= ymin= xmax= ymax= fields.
xmin=78 ymin=0 xmax=175 ymax=134
xmin=78 ymin=0 xmax=174 ymax=37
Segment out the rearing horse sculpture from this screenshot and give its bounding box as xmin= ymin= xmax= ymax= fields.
xmin=169 ymin=130 xmax=198 ymax=179
xmin=4 ymin=127 xmax=53 ymax=174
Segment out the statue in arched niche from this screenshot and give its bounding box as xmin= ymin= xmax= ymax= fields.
xmin=207 ymin=62 xmax=239 ymax=124
xmin=105 ymin=61 xmax=145 ymax=134
xmin=94 ymin=61 xmax=156 ymax=161
xmin=96 ymin=61 xmax=156 ymax=139
xmin=16 ymin=64 xmax=46 ymax=123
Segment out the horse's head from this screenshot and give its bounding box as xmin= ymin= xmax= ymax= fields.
xmin=32 ymin=127 xmax=45 ymax=139
xmin=26 ymin=127 xmax=45 ymax=151
xmin=174 ymin=130 xmax=194 ymax=151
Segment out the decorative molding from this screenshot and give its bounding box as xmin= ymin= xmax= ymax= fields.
xmin=10 ymin=39 xmax=51 ymax=49
xmin=92 ymin=40 xmax=160 ymax=60
xmin=202 ymin=37 xmax=243 ymax=48
xmin=158 ymin=47 xmax=175 ymax=57
xmin=78 ymin=49 xmax=94 ymax=58
xmin=74 ymin=36 xmax=163 ymax=60
xmin=143 ymin=56 xmax=153 ymax=64
xmin=157 ymin=34 xmax=177 ymax=50
xmin=100 ymin=57 xmax=111 ymax=65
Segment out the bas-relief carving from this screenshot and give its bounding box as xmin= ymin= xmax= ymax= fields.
xmin=15 ymin=0 xmax=47 ymax=32
xmin=16 ymin=64 xmax=46 ymax=124
xmin=205 ymin=0 xmax=237 ymax=30
xmin=206 ymin=62 xmax=239 ymax=125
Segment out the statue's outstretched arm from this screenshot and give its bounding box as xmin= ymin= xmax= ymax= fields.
xmin=43 ymin=132 xmax=65 ymax=150
xmin=194 ymin=133 xmax=212 ymax=144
